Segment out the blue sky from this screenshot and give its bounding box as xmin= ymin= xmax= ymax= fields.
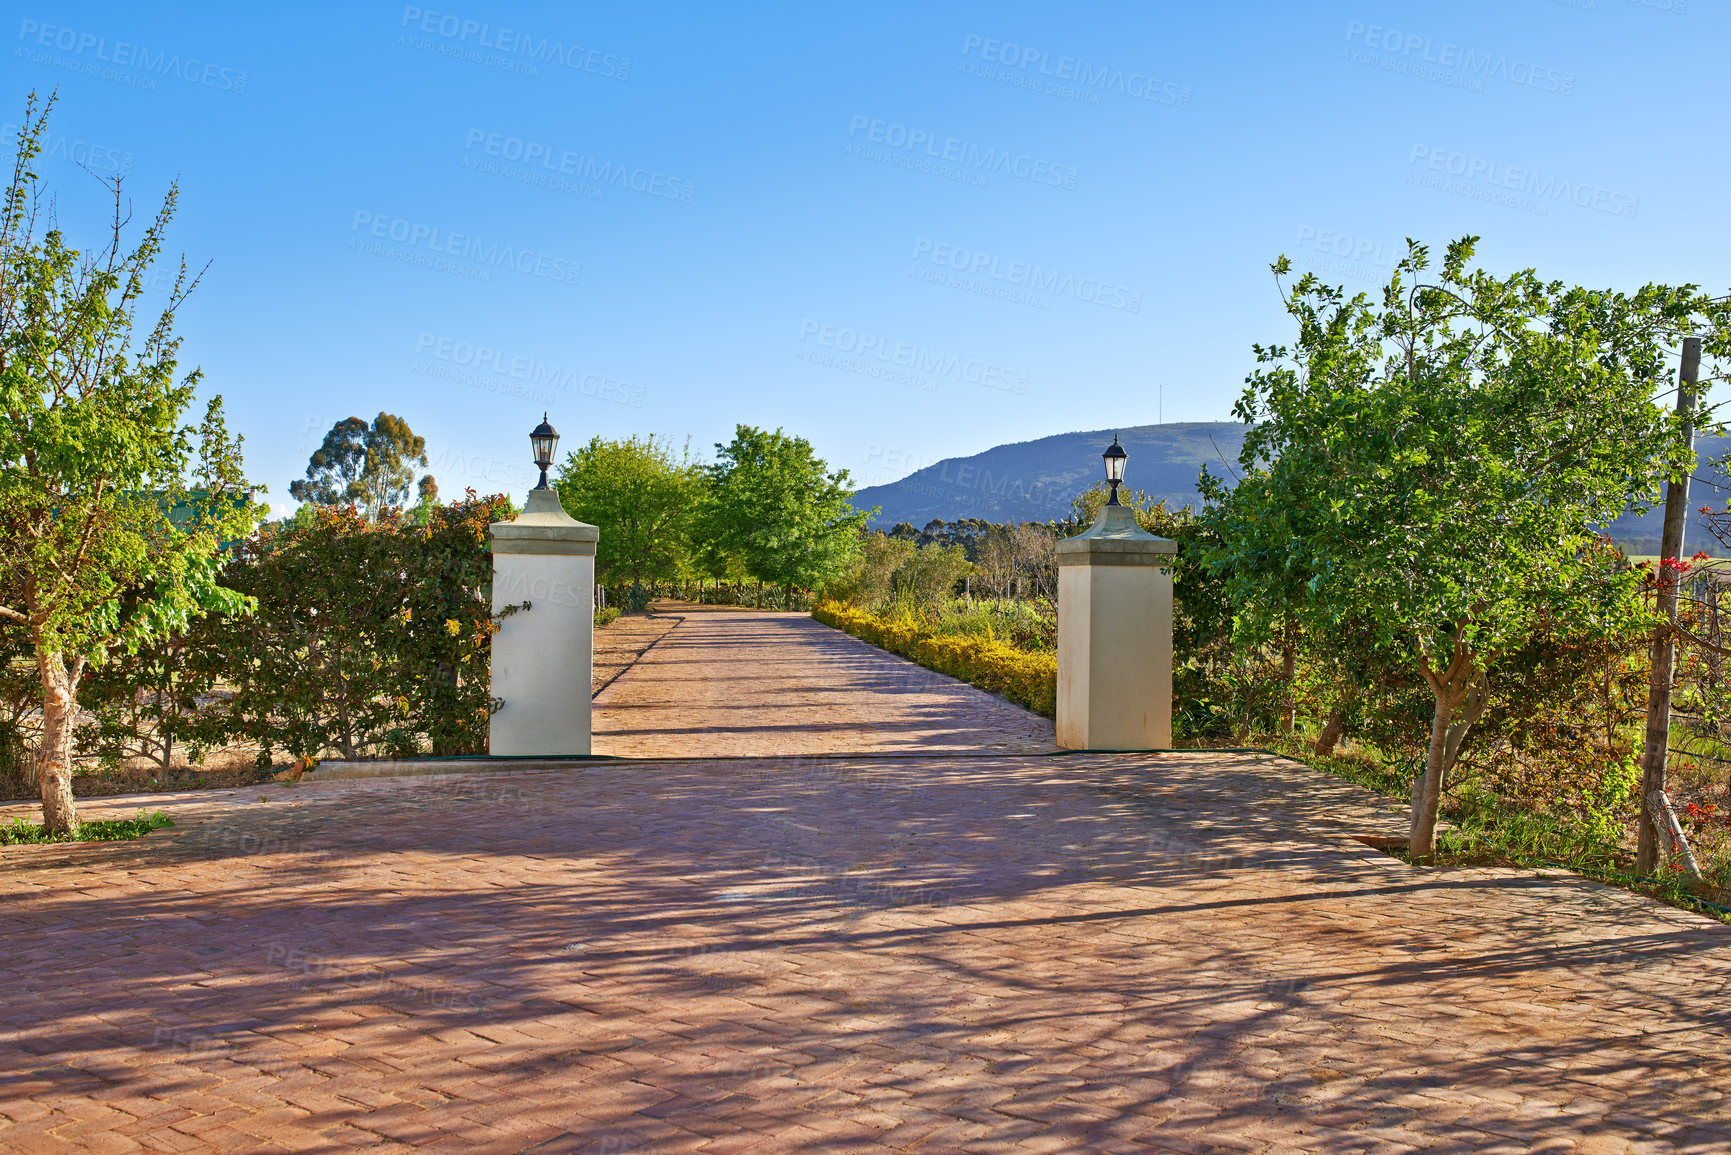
xmin=7 ymin=0 xmax=1723 ymax=513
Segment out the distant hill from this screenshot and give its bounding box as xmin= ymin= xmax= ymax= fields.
xmin=1605 ymin=433 xmax=1731 ymax=557
xmin=849 ymin=422 xmax=1247 ymax=528
xmin=850 ymin=423 xmax=1731 ymax=554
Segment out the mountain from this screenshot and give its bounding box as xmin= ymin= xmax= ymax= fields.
xmin=1603 ymin=433 xmax=1731 ymax=556
xmin=850 ymin=423 xmax=1731 ymax=554
xmin=849 ymin=422 xmax=1246 ymax=528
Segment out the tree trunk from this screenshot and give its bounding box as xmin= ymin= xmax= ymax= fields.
xmin=1314 ymin=711 xmax=1346 ymax=755
xmin=332 ymin=657 xmax=357 ymax=761
xmin=153 ymin=682 xmax=173 ymax=770
xmin=1314 ymin=693 xmax=1352 ymax=755
xmin=1640 ymin=602 xmax=1681 ymax=874
xmin=36 ymin=650 xmax=82 ymax=834
xmin=1411 ymin=666 xmax=1490 ymax=859
xmin=1412 ymin=698 xmax=1453 ymax=858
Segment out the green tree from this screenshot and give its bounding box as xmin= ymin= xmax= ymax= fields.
xmin=703 ymin=425 xmax=872 ymax=604
xmin=1215 ymin=236 xmax=1730 ymax=856
xmin=687 ymin=533 xmax=750 ymax=603
xmin=970 ymin=525 xmax=1016 ymax=601
xmin=829 ymin=533 xmax=916 ymax=611
xmin=0 ymin=95 xmax=259 ymax=831
xmin=892 ymin=542 xmax=972 ymax=617
xmin=74 ymin=599 xmax=222 ymax=774
xmin=554 ymin=434 xmax=704 ymax=589
xmin=289 ymin=412 xmax=431 ymax=521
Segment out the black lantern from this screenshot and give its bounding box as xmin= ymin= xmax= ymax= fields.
xmin=530 ymin=413 xmax=559 ymax=490
xmin=1102 ymin=435 xmax=1127 ymax=506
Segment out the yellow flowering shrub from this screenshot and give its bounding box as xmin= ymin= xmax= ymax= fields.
xmin=812 ymin=601 xmax=1056 ymax=717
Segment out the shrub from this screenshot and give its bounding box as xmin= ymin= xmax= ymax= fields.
xmin=813 ymin=600 xmax=1056 ymax=717
xmin=925 ymin=598 xmax=1056 ymax=653
xmin=75 ymin=627 xmax=223 ymax=772
xmin=826 ymin=535 xmax=970 ymax=615
xmin=824 ymin=535 xmax=914 ymax=611
xmin=200 ymin=492 xmax=513 ymax=763
xmin=892 ymin=543 xmax=972 ymax=617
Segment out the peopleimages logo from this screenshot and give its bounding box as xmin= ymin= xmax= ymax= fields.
xmin=0 ymin=121 xmax=132 ymax=175
xmin=414 ymin=333 xmax=646 ymax=408
xmin=1292 ymin=226 xmax=1398 ymax=286
xmin=1407 ymin=145 xmax=1638 ymax=218
xmin=960 ymin=34 xmax=1191 ymax=107
xmin=911 ymin=239 xmax=1141 ymax=313
xmin=1294 ymin=226 xmax=1396 ymax=268
xmin=398 ymin=7 xmax=629 ymax=79
xmin=420 ymin=444 xmax=536 ymax=492
xmin=797 ymin=320 xmax=1029 ymax=395
xmin=1343 ymin=21 xmax=1574 ymax=94
xmin=16 ymin=18 xmax=249 ymax=92
xmin=462 ymin=130 xmax=694 ymax=203
xmin=349 ymin=212 xmax=581 ymax=286
xmin=864 ymin=444 xmax=936 ymax=475
xmin=845 ymin=116 xmax=1078 ymax=190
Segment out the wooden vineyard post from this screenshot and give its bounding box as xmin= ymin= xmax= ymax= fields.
xmin=1638 ymin=336 xmax=1702 ymax=874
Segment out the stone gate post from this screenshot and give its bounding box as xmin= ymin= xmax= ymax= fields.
xmin=488 ymin=487 xmax=599 ymax=755
xmin=1056 ymin=502 xmax=1177 ymax=750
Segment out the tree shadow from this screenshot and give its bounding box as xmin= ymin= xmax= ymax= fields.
xmin=5 ymin=752 xmax=1731 ymax=1150
xmin=594 ymin=615 xmax=1058 ymax=757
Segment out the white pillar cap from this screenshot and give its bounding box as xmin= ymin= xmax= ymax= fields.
xmin=1056 ymin=503 xmax=1176 ymax=566
xmin=491 ymin=487 xmax=599 ymax=556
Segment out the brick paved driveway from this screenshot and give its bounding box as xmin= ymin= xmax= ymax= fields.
xmin=6 ymin=749 xmax=1731 ymax=1152
xmin=592 ymin=609 xmax=1057 ymax=757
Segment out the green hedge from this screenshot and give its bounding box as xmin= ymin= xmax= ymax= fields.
xmin=813 ymin=600 xmax=1056 ymax=717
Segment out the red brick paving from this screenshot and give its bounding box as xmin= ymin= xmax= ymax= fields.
xmin=5 ymin=751 xmax=1731 ymax=1151
xmin=7 ymin=612 xmax=1731 ymax=1150
xmin=592 ymin=611 xmax=683 ymax=697
xmin=591 ymin=609 xmax=1057 ymax=757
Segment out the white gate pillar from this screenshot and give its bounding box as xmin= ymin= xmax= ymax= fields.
xmin=1056 ymin=502 xmax=1177 ymax=750
xmin=488 ymin=487 xmax=599 ymax=755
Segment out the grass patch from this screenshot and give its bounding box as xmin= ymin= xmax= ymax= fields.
xmin=0 ymin=809 xmax=174 ymax=845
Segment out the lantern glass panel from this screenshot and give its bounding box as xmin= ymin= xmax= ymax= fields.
xmin=1102 ymin=438 xmax=1127 ymax=483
